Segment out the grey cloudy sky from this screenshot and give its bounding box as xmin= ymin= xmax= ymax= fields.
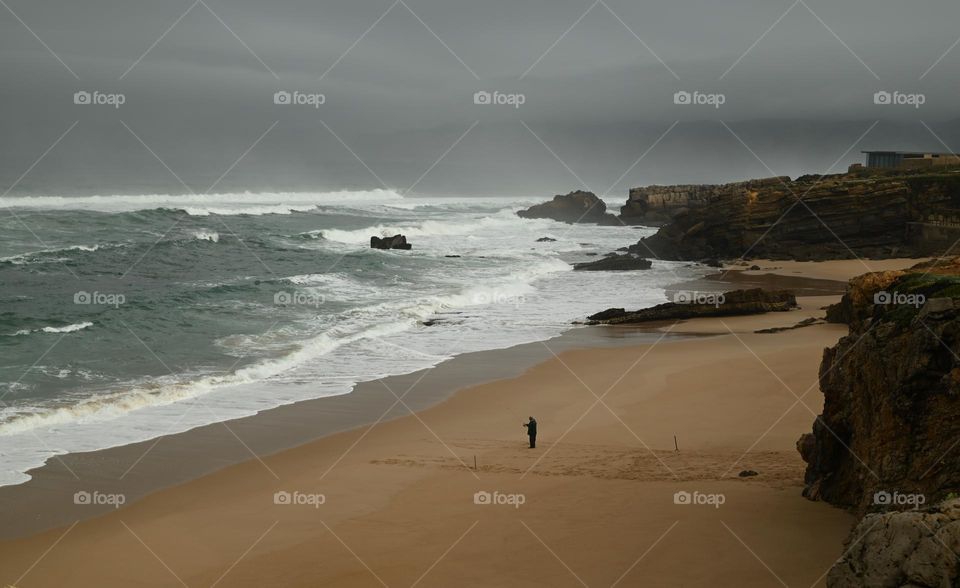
xmin=3 ymin=0 xmax=960 ymax=196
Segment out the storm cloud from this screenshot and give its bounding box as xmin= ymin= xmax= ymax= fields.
xmin=2 ymin=0 xmax=960 ymax=196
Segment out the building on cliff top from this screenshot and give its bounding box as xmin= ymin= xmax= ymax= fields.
xmin=862 ymin=150 xmax=960 ymax=169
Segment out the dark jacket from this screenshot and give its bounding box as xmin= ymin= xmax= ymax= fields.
xmin=525 ymin=419 xmax=537 ymax=436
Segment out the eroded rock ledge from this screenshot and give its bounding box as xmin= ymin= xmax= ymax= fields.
xmin=583 ymin=288 xmax=796 ymax=325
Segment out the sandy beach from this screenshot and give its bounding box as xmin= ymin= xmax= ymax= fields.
xmin=0 ymin=259 xmax=921 ymax=587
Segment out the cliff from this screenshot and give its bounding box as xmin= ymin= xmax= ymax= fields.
xmin=800 ymin=259 xmax=960 ymax=585
xmin=800 ymin=259 xmax=960 ymax=513
xmin=634 ymin=170 xmax=960 ymax=261
xmin=620 ymin=177 xmax=787 ymax=225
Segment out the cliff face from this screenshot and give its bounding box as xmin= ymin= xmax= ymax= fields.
xmin=620 ymin=177 xmax=787 ymax=225
xmin=803 ymin=260 xmax=960 ymax=585
xmin=636 ymin=172 xmax=960 ymax=261
xmin=800 ymin=260 xmax=960 ymax=513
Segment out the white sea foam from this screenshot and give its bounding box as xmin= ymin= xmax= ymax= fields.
xmin=0 ymin=197 xmax=673 ymax=487
xmin=321 ymin=209 xmax=557 ymax=244
xmin=0 ymin=257 xmax=573 ymax=441
xmin=0 ymin=244 xmax=102 ymax=264
xmin=8 ymin=322 xmax=93 ymax=336
xmin=191 ymin=230 xmax=220 ymax=242
xmin=3 ymin=190 xmax=398 ymax=215
xmin=3 ymin=191 xmax=543 ymax=216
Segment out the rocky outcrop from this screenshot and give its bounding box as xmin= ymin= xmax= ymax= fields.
xmin=620 ymin=177 xmax=787 ymax=225
xmin=517 ymin=191 xmax=620 ymax=225
xmin=825 ymin=258 xmax=960 ymax=324
xmin=370 ymin=234 xmax=412 ymax=250
xmin=798 ymin=259 xmax=960 ymax=586
xmin=573 ymin=254 xmax=652 ymax=271
xmin=799 ymin=261 xmax=960 ymax=514
xmin=827 ymin=498 xmax=960 ymax=587
xmin=635 ymin=171 xmax=960 ymax=261
xmin=824 ymin=270 xmax=908 ymax=324
xmin=584 ymin=288 xmax=796 ymax=324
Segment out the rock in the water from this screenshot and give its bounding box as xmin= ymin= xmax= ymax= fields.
xmin=827 ymin=498 xmax=960 ymax=588
xmin=584 ymin=288 xmax=796 ymax=324
xmin=573 ymin=254 xmax=652 ymax=271
xmin=586 ymin=308 xmax=626 ymax=322
xmin=517 ymin=191 xmax=620 ymax=225
xmin=536 ymin=237 xmax=557 ymax=242
xmin=370 ymin=234 xmax=412 ymax=250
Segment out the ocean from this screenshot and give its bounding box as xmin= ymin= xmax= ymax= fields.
xmin=0 ymin=190 xmax=693 ymax=487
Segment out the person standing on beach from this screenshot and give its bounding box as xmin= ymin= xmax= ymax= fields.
xmin=523 ymin=417 xmax=537 ymax=448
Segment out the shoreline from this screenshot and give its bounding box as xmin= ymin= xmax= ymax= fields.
xmin=0 ymin=262 xmax=865 ymax=541
xmin=2 ymin=258 xmax=914 ymax=586
xmin=0 ymin=324 xmax=688 ymax=540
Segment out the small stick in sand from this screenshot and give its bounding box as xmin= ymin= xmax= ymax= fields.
xmin=474 ymin=455 xmax=477 ymax=471
xmin=674 ymin=435 xmax=679 ymax=452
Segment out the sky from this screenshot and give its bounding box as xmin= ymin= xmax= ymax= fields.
xmin=2 ymin=0 xmax=960 ymax=197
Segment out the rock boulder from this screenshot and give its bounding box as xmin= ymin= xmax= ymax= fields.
xmin=517 ymin=191 xmax=620 ymax=225
xmin=370 ymin=234 xmax=412 ymax=250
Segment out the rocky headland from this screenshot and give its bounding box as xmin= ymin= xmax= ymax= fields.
xmin=634 ymin=170 xmax=960 ymax=262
